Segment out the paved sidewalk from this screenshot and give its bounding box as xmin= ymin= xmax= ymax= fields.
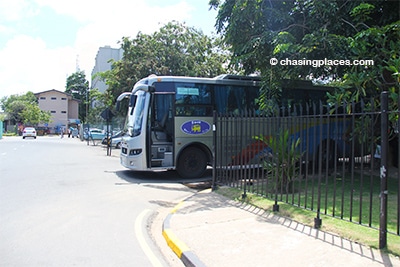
xmin=163 ymin=188 xmax=400 ymax=267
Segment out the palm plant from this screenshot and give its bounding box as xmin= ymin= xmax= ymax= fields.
xmin=254 ymin=129 xmax=302 ymax=193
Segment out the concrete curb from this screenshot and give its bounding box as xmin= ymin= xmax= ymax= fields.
xmin=162 ymin=193 xmax=207 ymax=267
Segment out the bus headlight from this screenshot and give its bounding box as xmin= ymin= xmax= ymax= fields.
xmin=129 ymin=149 xmax=142 ymax=156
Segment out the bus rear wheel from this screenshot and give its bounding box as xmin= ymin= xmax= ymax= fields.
xmin=177 ymin=147 xmax=207 ymax=178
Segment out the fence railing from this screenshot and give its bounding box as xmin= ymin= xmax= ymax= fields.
xmin=212 ymin=92 xmax=399 ymax=249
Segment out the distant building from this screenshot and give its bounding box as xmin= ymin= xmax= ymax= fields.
xmin=35 ymin=90 xmax=80 ymax=133
xmin=91 ymin=45 xmax=123 ymax=93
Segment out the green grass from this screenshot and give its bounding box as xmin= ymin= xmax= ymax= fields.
xmin=293 ymin=173 xmax=398 ymax=233
xmin=241 ymin=171 xmax=398 ymax=233
xmin=215 ymin=186 xmax=400 ymax=257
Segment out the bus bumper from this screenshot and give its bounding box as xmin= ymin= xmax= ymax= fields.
xmin=120 ymin=155 xmax=144 ymax=170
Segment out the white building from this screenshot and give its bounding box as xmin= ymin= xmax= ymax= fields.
xmin=91 ymin=46 xmax=123 ymax=93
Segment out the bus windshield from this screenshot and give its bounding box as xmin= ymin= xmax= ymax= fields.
xmin=126 ymin=91 xmax=146 ymax=137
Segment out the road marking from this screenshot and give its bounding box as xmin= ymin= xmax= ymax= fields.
xmin=135 ymin=209 xmax=163 ymax=267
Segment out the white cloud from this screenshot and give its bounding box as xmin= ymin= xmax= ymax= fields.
xmin=0 ymin=0 xmax=216 ymax=99
xmin=0 ymin=35 xmax=76 ymax=97
xmin=74 ymin=1 xmax=195 ymax=78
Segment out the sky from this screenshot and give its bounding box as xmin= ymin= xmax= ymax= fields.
xmin=0 ymin=0 xmax=218 ymax=100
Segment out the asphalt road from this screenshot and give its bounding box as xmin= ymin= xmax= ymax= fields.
xmin=0 ymin=136 xmax=205 ymax=266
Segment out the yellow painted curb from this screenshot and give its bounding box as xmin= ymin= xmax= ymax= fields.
xmin=170 ymin=201 xmax=184 ymax=214
xmin=162 ymin=228 xmax=189 ymax=258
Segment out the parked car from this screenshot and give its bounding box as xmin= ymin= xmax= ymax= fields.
xmin=22 ymin=127 xmax=37 ymax=139
xmin=101 ymin=131 xmax=124 ymax=148
xmin=36 ymin=126 xmax=50 ymax=136
xmin=83 ymin=128 xmax=106 ymax=140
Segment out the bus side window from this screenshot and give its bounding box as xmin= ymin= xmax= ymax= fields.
xmin=215 ymin=85 xmax=243 ymax=114
xmin=175 ymin=83 xmax=212 ymax=116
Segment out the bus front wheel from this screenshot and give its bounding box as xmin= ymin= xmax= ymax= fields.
xmin=177 ymin=147 xmax=207 ymax=178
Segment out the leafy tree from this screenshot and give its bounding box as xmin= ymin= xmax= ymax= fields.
xmin=1 ymin=92 xmax=37 ymax=123
xmin=1 ymin=92 xmax=36 ymax=110
xmin=97 ymin=21 xmax=230 ymax=116
xmin=0 ymin=92 xmax=51 ymax=126
xmin=65 ymin=71 xmax=90 ymax=122
xmin=210 ymin=0 xmax=399 ymax=166
xmin=21 ymin=104 xmax=52 ymax=126
xmin=86 ymin=104 xmax=106 ymax=126
xmin=209 ymin=0 xmax=399 ymax=107
xmin=85 ymin=88 xmax=114 ymax=125
xmin=3 ymin=100 xmax=27 ymax=124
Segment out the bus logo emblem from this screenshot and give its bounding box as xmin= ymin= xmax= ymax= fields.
xmin=181 ymin=120 xmax=211 ymax=135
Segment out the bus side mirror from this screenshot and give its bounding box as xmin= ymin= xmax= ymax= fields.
xmin=116 ymin=92 xmax=132 ymax=111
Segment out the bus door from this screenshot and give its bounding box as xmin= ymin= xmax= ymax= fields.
xmin=148 ymin=92 xmax=175 ymax=168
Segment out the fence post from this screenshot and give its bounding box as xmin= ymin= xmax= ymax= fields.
xmin=212 ymin=110 xmax=217 ymax=191
xmin=379 ymin=91 xmax=389 ymax=249
xmin=314 ymin=102 xmax=324 ymax=229
xmin=241 ymin=111 xmax=247 ymax=199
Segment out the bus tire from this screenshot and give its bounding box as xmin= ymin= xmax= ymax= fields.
xmin=177 ymin=147 xmax=207 ymax=178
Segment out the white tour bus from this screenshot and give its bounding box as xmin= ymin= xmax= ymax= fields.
xmin=116 ymin=74 xmax=261 ymax=178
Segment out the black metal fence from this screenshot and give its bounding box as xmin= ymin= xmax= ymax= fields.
xmin=212 ymin=92 xmax=399 ymax=248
